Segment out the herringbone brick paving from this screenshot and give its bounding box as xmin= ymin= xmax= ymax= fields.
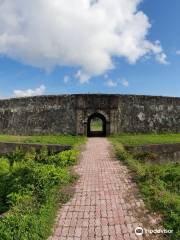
xmin=49 ymin=138 xmax=165 ymax=240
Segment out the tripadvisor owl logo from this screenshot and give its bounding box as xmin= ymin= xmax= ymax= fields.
xmin=135 ymin=227 xmax=144 ymax=236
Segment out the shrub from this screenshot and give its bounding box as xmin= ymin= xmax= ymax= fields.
xmin=35 ymin=146 xmax=49 ymax=164
xmin=7 ymin=148 xmax=25 ymax=166
xmin=24 ymin=148 xmax=36 ymax=163
xmin=45 ymin=150 xmax=79 ymax=167
xmin=0 ymin=158 xmax=10 ymax=175
xmin=57 ymin=150 xmax=78 ymax=166
xmin=1 ymin=161 xmax=71 ymax=205
xmin=0 ymin=148 xmax=79 ymax=239
xmin=0 ymin=208 xmax=54 ymax=240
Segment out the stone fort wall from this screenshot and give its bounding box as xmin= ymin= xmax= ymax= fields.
xmin=0 ymin=94 xmax=179 ymax=135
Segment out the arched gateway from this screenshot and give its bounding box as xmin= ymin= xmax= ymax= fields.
xmin=87 ymin=113 xmax=107 ymax=137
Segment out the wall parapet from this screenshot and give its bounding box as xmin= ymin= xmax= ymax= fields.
xmin=125 ymin=143 xmax=180 ymax=163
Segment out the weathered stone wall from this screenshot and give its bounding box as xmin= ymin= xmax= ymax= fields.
xmin=0 ymin=94 xmax=179 ymax=135
xmin=0 ymin=95 xmax=76 ymax=135
xmin=0 ymin=142 xmax=71 ymax=155
xmin=116 ymin=95 xmax=180 ymax=134
xmin=125 ymin=143 xmax=180 ymax=163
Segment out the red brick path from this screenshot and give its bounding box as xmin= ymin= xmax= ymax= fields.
xmin=49 ymin=138 xmax=163 ymax=240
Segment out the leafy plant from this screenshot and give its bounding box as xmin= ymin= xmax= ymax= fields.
xmin=0 ymin=158 xmax=10 ymax=175
xmin=7 ymin=147 xmax=25 ymax=166
xmin=0 ymin=146 xmax=79 ymax=239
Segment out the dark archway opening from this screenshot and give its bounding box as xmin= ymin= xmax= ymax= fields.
xmin=87 ymin=113 xmax=106 ymax=137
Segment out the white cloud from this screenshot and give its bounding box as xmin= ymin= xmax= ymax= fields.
xmin=106 ymin=77 xmax=129 ymax=88
xmin=176 ymin=50 xmax=180 ymax=55
xmin=75 ymin=70 xmax=90 ymax=84
xmin=121 ymin=79 xmax=129 ymax=87
xmin=156 ymin=53 xmax=168 ymax=64
xmin=13 ymin=85 xmax=46 ymax=97
xmin=0 ymin=0 xmax=167 ymax=78
xmin=105 ymin=79 xmax=117 ymax=87
xmin=63 ymin=75 xmax=70 ymax=83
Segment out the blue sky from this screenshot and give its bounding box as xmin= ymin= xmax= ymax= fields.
xmin=0 ymin=0 xmax=180 ymax=98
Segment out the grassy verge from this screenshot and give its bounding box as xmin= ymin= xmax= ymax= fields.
xmin=0 ymin=135 xmax=86 ymax=147
xmin=0 ymin=146 xmax=80 ymax=240
xmin=111 ymin=133 xmax=180 ymax=146
xmin=110 ymin=136 xmax=180 ymax=240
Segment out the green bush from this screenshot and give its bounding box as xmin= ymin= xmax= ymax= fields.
xmin=35 ymin=146 xmax=49 ymax=164
xmin=0 ymin=161 xmax=71 ymax=209
xmin=0 ymin=147 xmax=79 ymax=240
xmin=7 ymin=148 xmax=25 ymax=166
xmin=57 ymin=150 xmax=78 ymax=166
xmin=0 ymin=205 xmax=55 ymax=240
xmin=0 ymin=158 xmax=10 ymax=176
xmin=7 ymin=190 xmax=35 ymax=210
xmin=24 ymin=148 xmax=36 ymax=163
xmin=42 ymin=149 xmax=79 ymax=167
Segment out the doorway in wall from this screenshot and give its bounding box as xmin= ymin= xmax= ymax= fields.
xmin=87 ymin=113 xmax=106 ymax=137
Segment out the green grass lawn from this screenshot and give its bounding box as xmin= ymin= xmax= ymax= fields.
xmin=0 ymin=135 xmax=86 ymax=147
xmin=110 ymin=135 xmax=180 ymax=240
xmin=110 ymin=133 xmax=180 ymax=146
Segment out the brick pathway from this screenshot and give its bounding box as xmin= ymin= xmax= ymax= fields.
xmin=49 ymin=138 xmax=164 ymax=240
